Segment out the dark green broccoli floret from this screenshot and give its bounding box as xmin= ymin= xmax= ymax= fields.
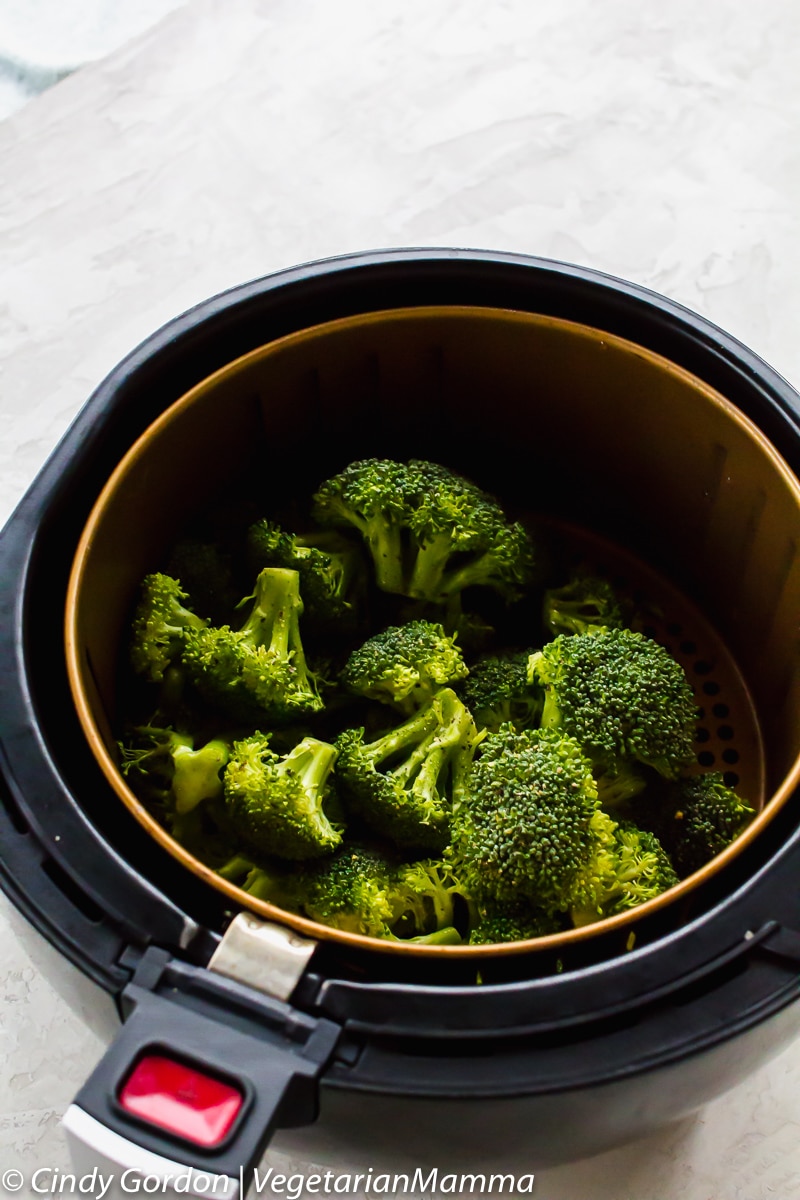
xmin=224 ymin=732 xmax=342 ymax=860
xmin=528 ymin=628 xmax=696 ymax=780
xmin=182 ymin=567 xmax=323 ymax=724
xmin=570 ymin=814 xmax=679 ymax=926
xmin=242 ymin=845 xmax=399 ymax=935
xmin=458 ymin=650 xmax=540 ymax=732
xmin=165 ymin=538 xmax=240 ymax=625
xmin=312 ymin=458 xmax=534 ymax=603
xmin=247 ymin=521 xmax=364 ymax=631
xmin=451 ymin=725 xmax=601 ymax=911
xmin=241 ymin=846 xmax=462 ymax=941
xmin=469 ymin=901 xmax=565 ymax=944
xmin=130 ymin=574 xmax=207 ymax=683
xmin=119 ymin=725 xmax=230 ymax=814
xmin=542 ymin=576 xmax=628 ymax=638
xmin=334 ymin=688 xmax=481 ymax=851
xmin=644 ymin=772 xmax=756 ymax=877
xmin=341 ymin=620 xmax=468 ymax=714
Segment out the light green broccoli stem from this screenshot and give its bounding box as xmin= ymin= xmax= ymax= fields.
xmin=365 ymin=703 xmax=442 ymax=768
xmin=217 ymin=854 xmax=255 ymax=882
xmin=172 ymin=739 xmax=230 ymax=814
xmin=242 ymin=567 xmax=300 ymax=655
xmin=527 ymin=651 xmax=562 ymax=730
xmin=363 ymin=516 xmax=406 ymax=594
xmin=283 ymin=737 xmax=338 ymax=805
xmin=244 ymin=568 xmax=317 ymax=695
xmin=321 ymin=496 xmax=404 ymax=594
xmin=394 ymin=691 xmax=480 ymax=821
xmin=451 ymin=727 xmax=487 ymax=814
xmin=407 ymin=532 xmax=456 ymax=601
xmin=433 ymin=551 xmax=512 ymax=598
xmin=402 ymin=927 xmax=462 ymax=945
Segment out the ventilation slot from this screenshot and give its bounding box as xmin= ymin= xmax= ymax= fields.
xmin=42 ymin=857 xmax=104 ymax=925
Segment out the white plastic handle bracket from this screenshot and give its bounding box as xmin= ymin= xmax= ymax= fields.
xmin=208 ymin=912 xmax=317 ymax=1001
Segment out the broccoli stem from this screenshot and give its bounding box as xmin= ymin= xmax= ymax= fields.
xmin=283 ymin=737 xmax=338 ymax=803
xmin=242 ymin=567 xmax=301 ymax=657
xmin=172 ymin=738 xmax=230 ymax=814
xmin=539 ymin=688 xmax=562 ymax=730
xmin=365 ymin=703 xmax=441 ymax=767
xmin=408 ymin=533 xmax=454 ymax=600
xmin=243 ymin=568 xmax=319 ymax=699
xmin=407 ymin=927 xmax=462 ymax=945
xmin=364 ymin=518 xmax=406 ymax=594
xmin=432 ymin=551 xmax=508 ymax=598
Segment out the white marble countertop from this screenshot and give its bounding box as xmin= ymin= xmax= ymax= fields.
xmin=2 ymin=1 xmax=800 ymax=1195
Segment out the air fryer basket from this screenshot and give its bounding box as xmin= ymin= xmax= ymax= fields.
xmin=66 ymin=305 xmax=800 ymax=957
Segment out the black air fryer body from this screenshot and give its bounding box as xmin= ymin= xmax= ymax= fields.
xmin=3 ymin=250 xmax=800 ymax=1180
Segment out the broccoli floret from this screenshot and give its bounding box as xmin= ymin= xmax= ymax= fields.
xmin=395 ymin=858 xmax=469 ymax=935
xmin=451 ymin=725 xmax=601 ymax=911
xmin=341 ymin=620 xmax=468 ymax=714
xmin=644 ymin=772 xmax=756 ymax=877
xmin=528 ymin=628 xmax=696 ymax=780
xmin=242 ymin=845 xmax=399 ymax=935
xmin=247 ymin=521 xmax=364 ymax=631
xmin=334 ymin=688 xmax=481 ymax=850
xmin=469 ymin=901 xmax=565 ymax=945
xmin=542 ymin=576 xmax=628 ymax=638
xmin=312 ymin=459 xmax=534 ymax=603
xmin=458 ymin=650 xmax=540 ymax=732
xmin=165 ymin=538 xmax=240 ymax=625
xmin=182 ymin=567 xmax=323 ymax=723
xmin=119 ymin=726 xmax=229 ymax=814
xmin=130 ymin=574 xmax=207 ymax=683
xmin=241 ymin=846 xmax=463 ymax=941
xmin=224 ymin=732 xmax=342 ymax=860
xmin=570 ymin=814 xmax=679 ymax=926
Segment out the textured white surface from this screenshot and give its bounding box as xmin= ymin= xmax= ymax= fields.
xmin=0 ymin=0 xmax=191 ymax=118
xmin=2 ymin=0 xmax=800 ymax=1195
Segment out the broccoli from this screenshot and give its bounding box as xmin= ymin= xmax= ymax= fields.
xmin=182 ymin=567 xmax=323 ymax=723
xmin=394 ymin=858 xmax=469 ymax=935
xmin=469 ymin=901 xmax=566 ymax=945
xmin=130 ymin=573 xmax=207 ymax=683
xmin=312 ymin=458 xmax=534 ymax=603
xmin=451 ymin=725 xmax=601 ymax=912
xmin=569 ymin=814 xmax=679 ymax=926
xmin=119 ymin=726 xmax=230 ymax=814
xmin=224 ymin=732 xmax=342 ymax=860
xmin=165 ymin=538 xmax=240 ymax=625
xmin=643 ymin=772 xmax=756 ymax=877
xmin=242 ymin=845 xmax=399 ymax=935
xmin=247 ymin=521 xmax=364 ymax=631
xmin=341 ymin=620 xmax=468 ymax=714
xmin=542 ymin=575 xmax=628 ymax=639
xmin=458 ymin=650 xmax=540 ymax=732
xmin=334 ymin=688 xmax=481 ymax=850
xmin=165 ymin=800 xmax=241 ymax=870
xmin=528 ymin=628 xmax=696 ymax=780
xmin=241 ymin=846 xmax=463 ymax=941
xmin=592 ymin=762 xmax=649 ymax=810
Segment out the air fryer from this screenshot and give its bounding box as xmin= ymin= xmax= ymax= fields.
xmin=2 ymin=251 xmax=800 ymax=1196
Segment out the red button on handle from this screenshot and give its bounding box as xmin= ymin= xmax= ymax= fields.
xmin=119 ymin=1054 xmax=243 ymax=1148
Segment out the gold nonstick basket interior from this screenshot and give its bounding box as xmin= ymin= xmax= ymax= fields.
xmin=65 ymin=307 xmax=800 ymax=958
